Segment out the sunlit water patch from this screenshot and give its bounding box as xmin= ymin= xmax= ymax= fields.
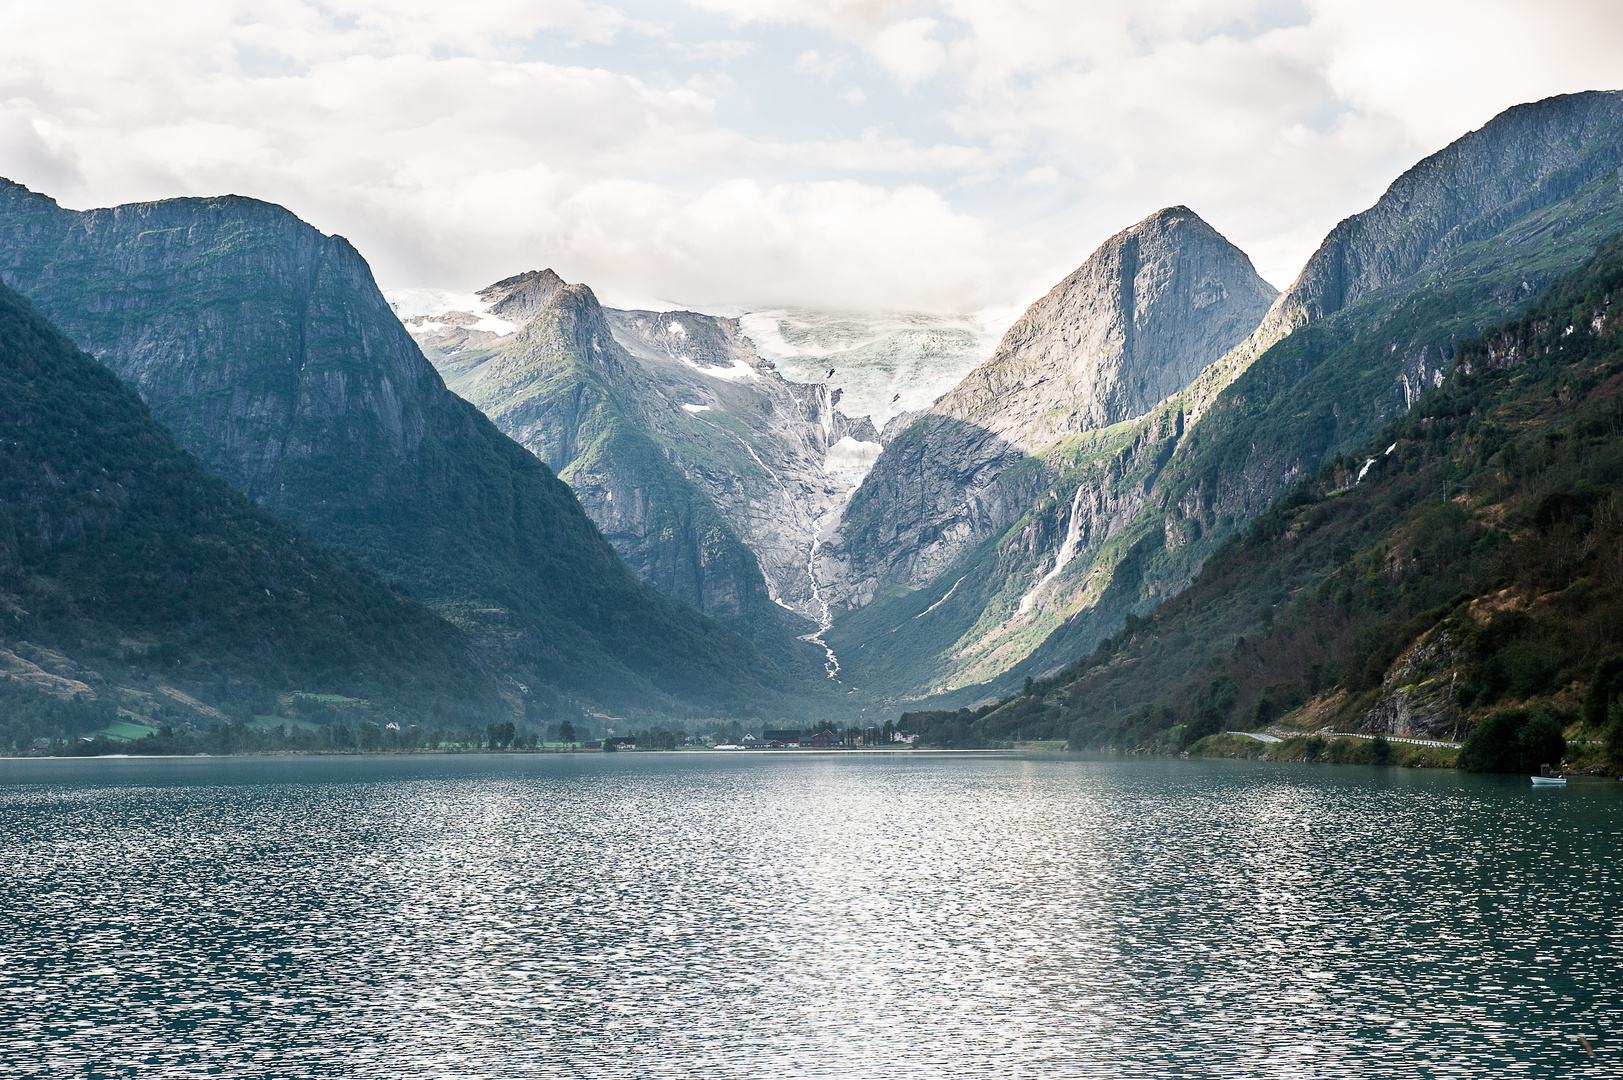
xmin=1 ymin=755 xmax=1618 ymax=1077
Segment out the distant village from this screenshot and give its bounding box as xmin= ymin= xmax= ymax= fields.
xmin=588 ymin=727 xmax=919 ymax=751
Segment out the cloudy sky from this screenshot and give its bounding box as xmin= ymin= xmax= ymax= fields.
xmin=3 ymin=1 xmax=1622 ymax=315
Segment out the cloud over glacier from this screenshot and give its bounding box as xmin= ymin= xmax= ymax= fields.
xmin=2 ymin=0 xmax=1620 ymax=313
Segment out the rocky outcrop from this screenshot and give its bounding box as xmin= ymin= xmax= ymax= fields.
xmin=818 ymin=206 xmax=1273 ymax=614
xmin=938 ymin=207 xmax=1277 ymax=451
xmin=0 ymin=181 xmax=793 ymax=717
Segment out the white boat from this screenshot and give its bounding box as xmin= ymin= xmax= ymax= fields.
xmin=1530 ymin=775 xmax=1567 ymax=786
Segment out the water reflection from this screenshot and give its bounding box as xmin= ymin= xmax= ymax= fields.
xmin=0 ymin=755 xmax=1618 ymax=1076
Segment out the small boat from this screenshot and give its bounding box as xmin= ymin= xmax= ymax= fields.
xmin=1530 ymin=775 xmax=1567 ymax=786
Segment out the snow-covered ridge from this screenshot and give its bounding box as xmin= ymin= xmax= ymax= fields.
xmin=386 ymin=288 xmax=518 ymax=337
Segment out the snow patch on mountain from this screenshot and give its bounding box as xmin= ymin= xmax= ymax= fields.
xmin=385 ymin=288 xmax=517 ymax=337
xmin=680 ymin=354 xmax=758 ymax=382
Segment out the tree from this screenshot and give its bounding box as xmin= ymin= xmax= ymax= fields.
xmin=1180 ymin=677 xmax=1239 ymax=748
xmin=1607 ymin=701 xmax=1623 ymax=765
xmin=1582 ymin=658 xmax=1623 ymax=763
xmin=1370 ymin=733 xmax=1392 ymax=765
xmin=1583 ymin=656 xmax=1623 ymax=728
xmin=558 ymin=720 xmax=576 ymax=745
xmin=1460 ymin=708 xmax=1567 ymax=773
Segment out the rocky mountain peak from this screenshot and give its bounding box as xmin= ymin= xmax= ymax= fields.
xmin=480 ymin=268 xmax=569 ymax=326
xmin=935 ymin=205 xmax=1277 ymax=451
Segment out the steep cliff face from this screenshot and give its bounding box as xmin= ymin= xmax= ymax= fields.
xmin=818 ymin=206 xmax=1272 ymax=614
xmin=602 ymin=306 xmax=877 ymax=620
xmin=406 ymin=271 xmax=878 ymax=668
xmin=0 ymin=183 xmax=791 ymax=717
xmin=938 ymin=207 xmax=1277 ymax=450
xmin=825 ymin=90 xmax=1623 ymax=706
xmin=934 ymin=229 xmax=1623 ymax=757
xmin=0 ymin=279 xmax=500 ymax=727
xmin=1270 ymin=91 xmax=1623 ymax=332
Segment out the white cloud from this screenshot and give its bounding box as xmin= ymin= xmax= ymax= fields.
xmin=869 ymin=18 xmax=947 ymax=84
xmin=792 ymin=48 xmax=845 ymax=79
xmin=532 ymin=176 xmax=1038 ymax=311
xmin=0 ymin=0 xmax=1620 ymax=316
xmin=683 ymin=0 xmax=1623 ymax=292
xmin=667 ymin=38 xmax=757 ymax=62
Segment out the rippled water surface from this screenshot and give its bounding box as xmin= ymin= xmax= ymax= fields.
xmin=1 ymin=754 xmax=1619 ymax=1077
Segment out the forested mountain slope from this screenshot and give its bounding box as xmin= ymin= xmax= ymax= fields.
xmin=0 ymin=183 xmax=792 ymax=718
xmin=829 ymin=91 xmax=1623 ymax=709
xmin=905 ymin=228 xmax=1623 ymax=766
xmin=0 ymin=281 xmax=501 ymax=746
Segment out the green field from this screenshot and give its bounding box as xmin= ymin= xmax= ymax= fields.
xmin=96 ymin=719 xmax=159 ymax=741
xmin=251 ymin=715 xmax=325 ymax=732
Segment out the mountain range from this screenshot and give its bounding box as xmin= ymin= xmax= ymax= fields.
xmin=908 ymin=221 xmax=1623 ymax=764
xmin=0 ymin=184 xmax=805 ymax=723
xmin=2 ymin=89 xmax=1621 ymax=748
xmin=822 ymin=89 xmax=1623 ymax=708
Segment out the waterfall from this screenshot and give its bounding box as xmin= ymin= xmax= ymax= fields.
xmin=1018 ymin=484 xmax=1089 ymax=615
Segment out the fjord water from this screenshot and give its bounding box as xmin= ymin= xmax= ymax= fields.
xmin=1 ymin=755 xmax=1618 ymax=1077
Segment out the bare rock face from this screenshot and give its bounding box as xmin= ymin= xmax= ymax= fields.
xmin=818 ymin=207 xmax=1274 ymax=611
xmin=938 ymin=206 xmax=1277 ymax=453
xmin=602 ymin=305 xmax=877 ymax=625
xmin=1271 ymin=91 xmax=1623 ymax=332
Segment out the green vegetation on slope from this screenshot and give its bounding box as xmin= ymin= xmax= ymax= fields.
xmin=0 ymin=182 xmax=796 ymax=718
xmin=0 ymin=282 xmax=504 ymax=750
xmin=903 ymin=230 xmax=1623 ymax=772
xmin=840 ymin=114 xmax=1623 ymax=707
xmin=1007 ymin=165 xmax=1623 ymax=690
